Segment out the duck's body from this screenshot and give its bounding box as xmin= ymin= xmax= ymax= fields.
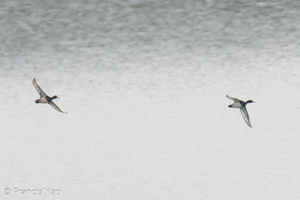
xmin=33 ymin=78 xmax=67 ymax=113
xmin=226 ymin=95 xmax=254 ymax=128
xmin=35 ymin=96 xmax=54 ymax=104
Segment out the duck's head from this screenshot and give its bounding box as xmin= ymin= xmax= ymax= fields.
xmin=51 ymin=95 xmax=58 ymax=100
xmin=246 ymin=100 xmax=255 ymax=104
xmin=35 ymin=99 xmax=39 ymax=104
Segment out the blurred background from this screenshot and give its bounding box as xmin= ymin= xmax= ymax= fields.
xmin=1 ymin=0 xmax=300 ymax=199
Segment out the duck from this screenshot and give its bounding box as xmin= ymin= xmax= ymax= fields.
xmin=226 ymin=95 xmax=254 ymax=128
xmin=33 ymin=78 xmax=67 ymax=113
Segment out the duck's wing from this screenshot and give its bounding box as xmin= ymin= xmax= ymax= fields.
xmin=226 ymin=95 xmax=242 ymax=102
xmin=33 ymin=78 xmax=47 ymax=97
xmin=240 ymin=107 xmax=252 ymax=128
xmin=49 ymin=101 xmax=67 ymax=114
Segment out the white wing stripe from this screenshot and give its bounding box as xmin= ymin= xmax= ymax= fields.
xmin=33 ymin=78 xmax=47 ymax=97
xmin=49 ymin=101 xmax=67 ymax=114
xmin=240 ymin=107 xmax=252 ymax=127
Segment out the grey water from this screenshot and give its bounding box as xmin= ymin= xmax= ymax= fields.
xmin=1 ymin=0 xmax=300 ymax=199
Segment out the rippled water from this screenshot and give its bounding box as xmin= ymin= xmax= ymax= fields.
xmin=1 ymin=0 xmax=300 ymax=199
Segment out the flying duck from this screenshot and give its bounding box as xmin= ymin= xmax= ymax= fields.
xmin=226 ymin=95 xmax=254 ymax=128
xmin=33 ymin=78 xmax=67 ymax=113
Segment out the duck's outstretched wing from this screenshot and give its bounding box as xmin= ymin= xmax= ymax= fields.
xmin=33 ymin=78 xmax=47 ymax=97
xmin=240 ymin=107 xmax=252 ymax=128
xmin=226 ymin=95 xmax=242 ymax=102
xmin=49 ymin=101 xmax=67 ymax=114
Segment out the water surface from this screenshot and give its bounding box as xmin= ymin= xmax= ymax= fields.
xmin=1 ymin=0 xmax=300 ymax=199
